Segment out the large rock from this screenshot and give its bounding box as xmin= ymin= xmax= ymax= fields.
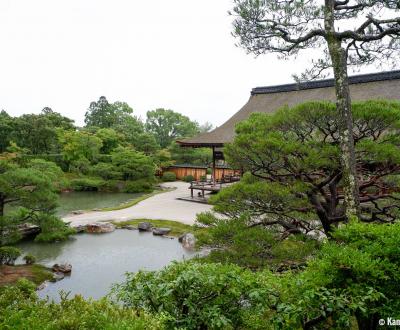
xmin=73 ymin=224 xmax=87 ymax=233
xmin=17 ymin=223 xmax=40 ymax=238
xmin=51 ymin=272 xmax=65 ymax=282
xmin=86 ymin=222 xmax=115 ymax=233
xmin=52 ymin=263 xmax=72 ymax=273
xmin=138 ymin=222 xmax=153 ymax=232
xmin=179 ymin=233 xmax=196 ymax=249
xmin=152 ymin=227 xmax=171 ymax=236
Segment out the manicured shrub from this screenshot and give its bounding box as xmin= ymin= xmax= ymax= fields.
xmin=23 ymin=254 xmax=36 ymax=265
xmin=123 ymin=180 xmax=153 ymax=193
xmin=0 ymin=246 xmax=21 ymax=265
xmin=69 ymin=178 xmax=104 ymax=191
xmin=0 ymin=279 xmax=162 ymax=330
xmin=34 ymin=214 xmax=76 ymax=243
xmin=182 ymin=175 xmax=195 ymax=182
xmin=161 ymin=171 xmax=176 ymax=182
xmin=113 ymin=261 xmax=272 ymax=329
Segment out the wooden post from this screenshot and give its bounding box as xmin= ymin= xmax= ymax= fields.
xmin=212 ymin=146 xmax=216 ymax=185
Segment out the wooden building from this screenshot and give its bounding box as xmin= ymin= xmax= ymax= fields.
xmin=177 ymin=70 xmax=400 ymax=183
xmin=163 ymin=164 xmax=240 ymax=182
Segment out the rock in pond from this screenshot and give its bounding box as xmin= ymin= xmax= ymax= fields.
xmin=51 ymin=272 xmax=65 ymax=282
xmin=86 ymin=222 xmax=115 ymax=233
xmin=73 ymin=224 xmax=87 ymax=233
xmin=122 ymin=225 xmax=137 ymax=230
xmin=152 ymin=227 xmax=171 ymax=236
xmin=72 ymin=210 xmax=85 ymax=215
xmin=52 ymin=263 xmax=72 ymax=274
xmin=179 ymin=233 xmax=196 ymax=249
xmin=138 ymin=222 xmax=153 ymax=232
xmin=17 ymin=223 xmax=40 ymax=238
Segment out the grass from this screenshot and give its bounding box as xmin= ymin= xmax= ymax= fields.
xmin=114 ymin=219 xmax=195 ymax=237
xmin=100 ymin=188 xmax=175 ymax=211
xmin=0 ymin=264 xmax=53 ymax=286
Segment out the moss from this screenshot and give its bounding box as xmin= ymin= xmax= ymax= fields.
xmin=114 ymin=219 xmax=195 ymax=237
xmin=0 ymin=264 xmax=53 ymax=286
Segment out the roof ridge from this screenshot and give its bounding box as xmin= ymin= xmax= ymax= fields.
xmin=252 ymin=70 xmax=400 ymax=95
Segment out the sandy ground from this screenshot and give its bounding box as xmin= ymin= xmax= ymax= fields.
xmin=62 ymin=181 xmax=213 ymax=227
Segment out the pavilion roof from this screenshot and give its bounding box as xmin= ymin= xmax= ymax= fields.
xmin=177 ymin=70 xmax=400 ymax=148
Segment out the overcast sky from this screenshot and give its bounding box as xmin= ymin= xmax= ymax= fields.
xmin=0 ymin=0 xmax=377 ymax=127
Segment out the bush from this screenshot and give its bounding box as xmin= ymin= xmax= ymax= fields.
xmin=161 ymin=171 xmax=176 ymax=182
xmin=0 ymin=246 xmax=21 ymax=265
xmin=112 ymin=261 xmax=272 ymax=329
xmin=182 ymin=175 xmax=195 ymax=182
xmin=0 ymin=279 xmax=162 ymax=330
xmin=69 ymin=178 xmax=104 ymax=191
xmin=23 ymin=254 xmax=36 ymax=265
xmin=91 ymin=162 xmax=121 ymax=180
xmin=123 ymin=180 xmax=153 ymax=193
xmin=34 ymin=214 xmax=76 ymax=243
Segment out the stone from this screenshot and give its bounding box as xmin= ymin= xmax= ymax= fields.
xmin=86 ymin=222 xmax=115 ymax=233
xmin=17 ymin=223 xmax=40 ymax=238
xmin=122 ymin=225 xmax=137 ymax=230
xmin=92 ymin=208 xmax=101 ymax=211
xmin=179 ymin=233 xmax=196 ymax=249
xmin=52 ymin=263 xmax=72 ymax=274
xmin=51 ymin=272 xmax=65 ymax=282
xmin=37 ymin=281 xmax=49 ymax=290
xmin=73 ymin=224 xmax=87 ymax=233
xmin=137 ymin=222 xmax=153 ymax=232
xmin=72 ymin=210 xmax=84 ymax=215
xmin=152 ymin=227 xmax=171 ymax=236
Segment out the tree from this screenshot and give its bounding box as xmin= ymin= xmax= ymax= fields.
xmin=94 ymin=128 xmax=122 ymax=154
xmin=0 ymin=158 xmax=60 ymax=244
xmin=231 ymin=0 xmax=400 ymax=218
xmin=212 ymin=100 xmax=400 ymax=237
xmin=84 ymin=97 xmax=134 ymax=128
xmin=59 ymin=130 xmax=102 ymax=168
xmin=168 ymin=142 xmax=213 ymax=166
xmin=0 ymin=111 xmax=12 ymax=153
xmin=145 ymin=109 xmax=199 ymax=148
xmin=111 ymin=146 xmax=155 ymax=181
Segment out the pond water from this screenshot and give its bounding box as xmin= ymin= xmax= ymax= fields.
xmin=16 ymin=230 xmax=195 ymax=301
xmin=57 ymin=191 xmax=144 ymax=216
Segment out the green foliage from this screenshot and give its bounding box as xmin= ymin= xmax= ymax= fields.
xmin=161 ymin=171 xmax=176 ymax=182
xmin=123 ymin=179 xmax=153 ymax=193
xmin=113 ymin=261 xmax=272 ymax=330
xmin=0 ymin=246 xmax=21 ymax=265
xmin=0 ymin=279 xmax=162 ymax=330
xmin=23 ymin=254 xmax=36 ymax=265
xmin=0 ymin=111 xmax=13 ymax=153
xmin=91 ymin=162 xmax=121 ymax=180
xmin=69 ymin=177 xmax=104 ymax=191
xmin=111 ymin=146 xmax=155 ymax=181
xmin=168 ymin=142 xmax=212 ymax=165
xmin=146 ymin=109 xmax=199 ymax=148
xmin=217 ymin=100 xmax=400 ymax=236
xmin=196 ymin=212 xmax=317 ymax=270
xmin=95 ymin=128 xmax=123 ymax=154
xmin=182 ymin=174 xmax=195 ymax=182
xmin=59 ymin=130 xmax=102 ymax=168
xmin=84 ymin=96 xmax=135 ymax=129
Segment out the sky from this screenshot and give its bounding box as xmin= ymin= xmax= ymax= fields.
xmin=0 ymin=0 xmax=379 ymax=127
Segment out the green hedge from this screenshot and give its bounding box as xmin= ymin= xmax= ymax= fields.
xmin=161 ymin=171 xmax=176 ymax=182
xmin=182 ymin=175 xmax=195 ymax=183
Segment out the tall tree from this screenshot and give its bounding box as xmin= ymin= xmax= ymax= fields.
xmin=145 ymin=108 xmax=199 ymax=148
xmin=231 ymin=0 xmax=400 ymax=218
xmin=0 ymin=111 xmax=12 ymax=153
xmin=85 ymin=97 xmax=134 ymax=128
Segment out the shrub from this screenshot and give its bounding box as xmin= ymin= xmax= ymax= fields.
xmin=69 ymin=178 xmax=104 ymax=191
xmin=0 ymin=279 xmax=162 ymax=330
xmin=123 ymin=180 xmax=153 ymax=193
xmin=112 ymin=261 xmax=272 ymax=329
xmin=199 ymin=175 xmax=207 ymax=181
xmin=0 ymin=246 xmax=21 ymax=265
xmin=34 ymin=214 xmax=76 ymax=243
xmin=23 ymin=254 xmax=36 ymax=265
xmin=182 ymin=175 xmax=195 ymax=182
xmin=91 ymin=162 xmax=121 ymax=180
xmin=161 ymin=171 xmax=176 ymax=182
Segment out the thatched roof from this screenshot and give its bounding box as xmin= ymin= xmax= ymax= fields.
xmin=178 ymin=70 xmax=400 ymax=147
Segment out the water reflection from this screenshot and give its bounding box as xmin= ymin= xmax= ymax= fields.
xmin=17 ymin=230 xmax=194 ymax=301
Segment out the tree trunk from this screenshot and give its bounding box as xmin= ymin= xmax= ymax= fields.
xmin=0 ymin=193 xmax=4 ymax=217
xmin=324 ymin=0 xmax=360 ymax=219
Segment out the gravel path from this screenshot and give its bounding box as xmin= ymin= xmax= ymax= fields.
xmin=62 ymin=181 xmax=213 ymax=226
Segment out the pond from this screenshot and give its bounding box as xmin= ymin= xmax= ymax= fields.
xmin=16 ymin=230 xmax=195 ymax=301
xmin=57 ymin=191 xmax=144 ymax=217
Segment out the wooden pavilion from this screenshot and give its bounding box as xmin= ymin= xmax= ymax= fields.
xmin=177 ymin=70 xmax=400 ymax=197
